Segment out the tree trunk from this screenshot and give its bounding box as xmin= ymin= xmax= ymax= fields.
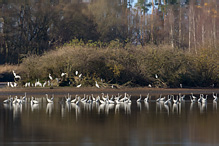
xmin=188 ymin=6 xmax=191 ymax=52
xmin=192 ymin=8 xmax=197 ymax=54
xmin=151 ymin=0 xmax=154 ymax=43
xmin=202 ymin=24 xmax=205 ymax=45
xmin=179 ymin=3 xmax=182 ymax=48
xmin=213 ymin=11 xmax=216 ymax=48
xmin=171 ymin=24 xmax=174 ymax=48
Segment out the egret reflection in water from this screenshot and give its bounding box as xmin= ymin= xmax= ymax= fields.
xmin=213 ymin=100 xmax=217 ymax=111
xmin=1 ymin=92 xmax=219 ymax=145
xmin=46 ymin=103 xmax=54 ymax=116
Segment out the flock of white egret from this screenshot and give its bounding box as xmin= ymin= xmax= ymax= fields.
xmin=2 ymin=92 xmax=218 ymax=109
xmin=1 ymin=92 xmax=219 ymax=120
xmin=7 ymin=70 xmax=102 ymax=88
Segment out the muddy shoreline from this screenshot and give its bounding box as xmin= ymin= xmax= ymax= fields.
xmin=0 ymin=87 xmax=219 ymax=98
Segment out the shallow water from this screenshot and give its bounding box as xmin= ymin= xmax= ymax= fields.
xmin=1 ymin=93 xmax=219 ymax=145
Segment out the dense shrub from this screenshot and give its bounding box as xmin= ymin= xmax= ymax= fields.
xmin=19 ymin=40 xmax=219 ymax=88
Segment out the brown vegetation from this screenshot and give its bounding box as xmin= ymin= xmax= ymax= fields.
xmin=18 ymin=40 xmax=219 ymax=88
xmin=0 ymin=64 xmax=19 ymax=74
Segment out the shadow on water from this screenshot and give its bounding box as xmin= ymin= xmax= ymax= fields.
xmin=1 ymin=92 xmax=219 ymax=145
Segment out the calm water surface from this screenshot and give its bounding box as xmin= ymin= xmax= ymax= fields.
xmin=0 ymin=93 xmax=219 ymax=145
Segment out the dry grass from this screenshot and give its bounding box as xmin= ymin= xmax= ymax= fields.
xmin=0 ymin=64 xmax=19 ymax=74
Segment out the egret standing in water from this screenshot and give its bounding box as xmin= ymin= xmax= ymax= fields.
xmin=31 ymin=97 xmax=39 ymax=104
xmin=213 ymin=92 xmax=218 ymax=101
xmin=46 ymin=94 xmax=54 ymax=103
xmin=137 ymin=95 xmax=142 ymax=102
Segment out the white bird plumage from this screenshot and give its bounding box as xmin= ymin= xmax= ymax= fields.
xmin=95 ymin=81 xmax=100 ymax=88
xmin=213 ymin=92 xmax=218 ymax=101
xmin=76 ymin=84 xmax=82 ymax=88
xmin=144 ymin=93 xmax=150 ymax=102
xmin=46 ymin=94 xmax=54 ymax=103
xmin=49 ymin=73 xmax=53 ymax=80
xmin=12 ymin=70 xmax=21 ymax=80
xmin=31 ymin=97 xmax=39 ymax=104
xmin=137 ymin=94 xmax=142 ymax=102
xmin=61 ymin=72 xmax=67 ymax=77
xmin=202 ymin=95 xmax=208 ymax=103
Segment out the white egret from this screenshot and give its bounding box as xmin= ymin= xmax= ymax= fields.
xmin=179 ymin=93 xmax=185 ymax=102
xmin=76 ymin=84 xmax=82 ymax=88
xmin=65 ymin=94 xmax=71 ymax=103
xmin=49 ymin=73 xmax=53 ymax=80
xmin=9 ymin=82 xmax=14 ymax=88
xmin=213 ymin=92 xmax=218 ymax=101
xmin=71 ymin=96 xmax=77 ymax=103
xmin=137 ymin=94 xmax=142 ymax=102
xmin=76 ymin=97 xmax=80 ymax=105
xmin=190 ymin=96 xmax=196 ymax=103
xmin=22 ymin=92 xmax=26 ymax=102
xmin=202 ymin=95 xmax=208 ymax=103
xmin=35 ymin=79 xmax=42 ymax=87
xmin=191 ymin=93 xmax=197 ymax=100
xmin=144 ymin=93 xmax=150 ymax=102
xmin=43 ymin=81 xmax=47 ymax=87
xmin=13 ymin=96 xmax=18 ymax=104
xmin=95 ymin=81 xmax=100 ymax=88
xmin=3 ymin=97 xmax=11 ymax=104
xmin=197 ymin=94 xmax=203 ymax=102
xmin=31 ymin=97 xmax=39 ymax=104
xmin=14 ymin=82 xmax=17 ymax=87
xmin=46 ymin=94 xmax=54 ymax=103
xmin=156 ymin=95 xmax=161 ymax=102
xmin=108 ymin=98 xmax=115 ymax=104
xmin=173 ymin=96 xmax=178 ymax=104
xmin=12 ymin=70 xmax=21 ymax=80
xmin=164 ymin=95 xmax=171 ymax=105
xmin=61 ymin=72 xmax=67 ymax=77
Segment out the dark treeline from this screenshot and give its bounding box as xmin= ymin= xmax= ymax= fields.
xmin=0 ymin=0 xmax=218 ymax=64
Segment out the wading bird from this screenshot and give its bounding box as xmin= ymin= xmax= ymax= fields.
xmin=213 ymin=92 xmax=218 ymax=101
xmin=31 ymin=97 xmax=39 ymax=104
xmin=61 ymin=72 xmax=67 ymax=77
xmin=76 ymin=84 xmax=82 ymax=88
xmin=144 ymin=93 xmax=150 ymax=102
xmin=137 ymin=95 xmax=142 ymax=102
xmin=95 ymin=81 xmax=100 ymax=88
xmin=46 ymin=94 xmax=54 ymax=103
xmin=49 ymin=74 xmax=53 ymax=80
xmin=12 ymin=70 xmax=21 ymax=80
